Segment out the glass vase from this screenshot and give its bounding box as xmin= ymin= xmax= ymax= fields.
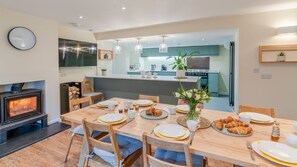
xmin=186 ymin=103 xmax=200 ymax=121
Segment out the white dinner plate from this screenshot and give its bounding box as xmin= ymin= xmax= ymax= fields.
xmin=176 ymin=105 xmax=189 ymax=113
xmin=239 ymin=112 xmax=274 ymax=123
xmin=154 ymin=127 xmax=190 ymax=141
xmin=96 ymin=100 xmax=118 ymax=107
xmin=258 ymin=140 xmax=297 ymax=164
xmin=98 ymin=113 xmax=126 ymax=123
xmin=252 ymin=140 xmax=297 ymax=167
xmin=154 ymin=124 xmax=186 ymax=138
xmin=132 ymin=100 xmax=153 ymax=106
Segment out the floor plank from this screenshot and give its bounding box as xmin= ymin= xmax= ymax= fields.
xmin=0 ymin=130 xmax=82 ymax=167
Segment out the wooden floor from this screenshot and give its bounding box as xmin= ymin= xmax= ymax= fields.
xmin=0 ymin=130 xmax=82 ymax=167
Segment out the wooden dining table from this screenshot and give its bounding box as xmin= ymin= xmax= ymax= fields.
xmin=60 ymin=97 xmax=296 ymax=167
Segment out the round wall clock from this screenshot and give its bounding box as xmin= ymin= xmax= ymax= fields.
xmin=7 ymin=27 xmax=36 ymax=50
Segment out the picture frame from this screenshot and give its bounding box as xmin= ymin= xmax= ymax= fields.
xmin=98 ymin=49 xmax=114 ymax=60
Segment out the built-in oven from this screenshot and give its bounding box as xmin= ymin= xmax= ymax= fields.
xmin=186 ymin=71 xmax=208 ymax=88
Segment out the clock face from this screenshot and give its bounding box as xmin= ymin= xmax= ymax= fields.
xmin=7 ymin=27 xmax=36 ymax=50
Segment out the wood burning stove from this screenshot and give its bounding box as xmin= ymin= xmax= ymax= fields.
xmin=0 ymin=89 xmax=42 ymax=125
xmin=0 ymin=89 xmax=47 ymax=144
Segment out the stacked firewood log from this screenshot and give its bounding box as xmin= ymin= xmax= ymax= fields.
xmin=69 ymin=86 xmax=80 ymax=110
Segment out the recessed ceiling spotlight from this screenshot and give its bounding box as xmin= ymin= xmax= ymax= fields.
xmin=121 ymin=6 xmax=126 ymax=10
xmin=202 ymin=38 xmax=205 ymax=41
xmin=79 ymin=16 xmax=83 ymax=19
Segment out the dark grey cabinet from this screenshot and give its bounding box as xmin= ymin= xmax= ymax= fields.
xmin=141 ymin=45 xmax=219 ymax=57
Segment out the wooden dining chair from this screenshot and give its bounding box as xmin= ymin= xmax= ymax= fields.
xmin=138 ymin=94 xmax=160 ymax=103
xmin=81 ymin=78 xmax=104 ymax=103
xmin=65 ymin=96 xmax=96 ymax=162
xmin=142 ymin=132 xmax=204 ymax=167
xmin=82 ymin=119 xmax=143 ymax=167
xmin=239 ymin=105 xmax=276 ymax=118
xmin=177 ymin=99 xmax=186 ymax=105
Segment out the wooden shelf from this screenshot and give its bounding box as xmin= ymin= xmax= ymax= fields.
xmin=259 ymin=44 xmax=297 ymax=63
xmin=98 ymin=49 xmax=114 ymax=60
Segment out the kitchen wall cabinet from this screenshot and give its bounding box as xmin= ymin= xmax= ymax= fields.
xmin=141 ymin=45 xmax=219 ymax=57
xmin=208 ymin=73 xmax=219 ymax=96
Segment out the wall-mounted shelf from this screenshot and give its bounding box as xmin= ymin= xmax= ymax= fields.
xmin=98 ymin=49 xmax=114 ymax=60
xmin=259 ymin=44 xmax=297 ymax=63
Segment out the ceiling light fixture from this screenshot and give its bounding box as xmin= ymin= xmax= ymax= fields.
xmin=121 ymin=6 xmax=126 ymax=10
xmin=277 ymin=25 xmax=297 ymax=35
xmin=79 ymin=16 xmax=83 ymax=19
xmin=202 ymin=38 xmax=205 ymax=41
xmin=135 ymin=38 xmax=143 ymax=54
xmin=114 ymin=40 xmax=122 ymax=55
xmin=159 ymin=36 xmax=168 ymax=53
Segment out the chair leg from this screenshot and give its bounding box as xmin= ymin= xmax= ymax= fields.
xmin=64 ymin=134 xmax=75 ymax=162
xmin=83 ymin=157 xmax=89 ymax=167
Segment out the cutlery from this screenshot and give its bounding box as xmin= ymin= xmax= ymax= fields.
xmin=118 ymin=118 xmax=134 ymax=129
xmin=150 ymin=123 xmax=160 ymax=134
xmin=246 ymin=141 xmax=255 ymax=161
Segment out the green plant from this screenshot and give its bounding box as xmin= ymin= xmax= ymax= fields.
xmin=101 ymin=69 xmax=107 ymax=71
xmin=167 ymin=50 xmax=198 ymax=70
xmin=278 ymin=52 xmax=285 ymax=57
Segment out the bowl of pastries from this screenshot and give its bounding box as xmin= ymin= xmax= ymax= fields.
xmin=211 ymin=116 xmax=253 ymax=137
xmin=140 ymin=107 xmax=168 ymax=120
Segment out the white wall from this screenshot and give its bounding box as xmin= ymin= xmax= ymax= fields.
xmin=58 ymin=25 xmax=97 ymax=83
xmin=0 ymin=8 xmax=60 ymax=124
xmin=95 ymin=9 xmax=297 ymax=120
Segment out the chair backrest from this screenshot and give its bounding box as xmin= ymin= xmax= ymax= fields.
xmin=239 ymin=105 xmax=276 ymax=118
xmin=139 ymin=94 xmax=160 ymax=103
xmin=142 ymin=132 xmax=192 ymax=167
xmin=69 ymin=96 xmax=93 ymax=112
xmin=82 ymin=119 xmax=122 ymax=166
xmin=177 ymin=99 xmax=186 ymax=105
xmin=81 ymin=78 xmax=94 ymax=94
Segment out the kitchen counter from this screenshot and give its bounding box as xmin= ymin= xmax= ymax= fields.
xmin=86 ymin=74 xmax=200 ymax=83
xmin=86 ymin=74 xmax=201 ymax=104
xmin=128 ymin=69 xmax=220 ymax=74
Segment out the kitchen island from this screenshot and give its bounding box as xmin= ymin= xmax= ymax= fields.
xmin=86 ymin=74 xmax=200 ymax=104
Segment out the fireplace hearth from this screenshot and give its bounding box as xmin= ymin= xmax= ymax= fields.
xmin=0 ymin=89 xmax=47 ymax=144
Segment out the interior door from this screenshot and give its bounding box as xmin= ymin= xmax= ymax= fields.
xmin=229 ymin=42 xmax=235 ymax=106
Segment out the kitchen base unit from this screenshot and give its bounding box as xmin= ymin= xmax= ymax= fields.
xmin=87 ymin=74 xmax=200 ymax=105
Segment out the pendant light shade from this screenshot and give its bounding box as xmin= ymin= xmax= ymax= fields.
xmin=114 ymin=40 xmax=122 ymax=55
xmin=159 ymin=36 xmax=168 ymax=53
xmin=135 ymin=38 xmax=143 ymax=54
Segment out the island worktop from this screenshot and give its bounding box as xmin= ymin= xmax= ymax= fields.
xmin=86 ymin=74 xmax=200 ymax=83
xmin=86 ymin=74 xmax=201 ymax=104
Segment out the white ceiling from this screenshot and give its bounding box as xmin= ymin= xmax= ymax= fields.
xmin=1 ymin=0 xmax=297 ymax=32
xmin=103 ymin=29 xmax=236 ymax=48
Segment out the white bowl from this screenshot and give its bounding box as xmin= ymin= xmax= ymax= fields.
xmin=293 ymin=122 xmax=297 ymax=133
xmin=285 ymin=134 xmax=297 ymax=148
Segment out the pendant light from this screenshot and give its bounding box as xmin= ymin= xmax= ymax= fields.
xmin=114 ymin=40 xmax=122 ymax=55
xmin=135 ymin=38 xmax=143 ymax=54
xmin=159 ymin=36 xmax=168 ymax=53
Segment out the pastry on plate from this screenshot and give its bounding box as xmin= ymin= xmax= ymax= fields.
xmin=153 ymin=110 xmax=162 ymax=117
xmin=222 ymin=116 xmax=234 ymax=124
xmin=145 ymin=107 xmax=155 ymax=115
xmin=215 ymin=120 xmax=224 ymax=131
xmin=225 ymin=121 xmax=249 ymax=128
xmin=227 ymin=127 xmax=253 ymax=135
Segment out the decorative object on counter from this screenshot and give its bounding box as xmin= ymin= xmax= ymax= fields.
xmin=135 ymin=38 xmax=143 ymax=54
xmin=167 ymin=50 xmax=199 ymax=78
xmin=101 ymin=69 xmax=107 ymax=76
xmin=271 ymin=122 xmax=280 ymax=142
xmin=174 ymin=83 xmax=210 ymax=122
xmin=98 ymin=49 xmax=114 ymax=60
xmin=146 ymin=71 xmax=152 ymax=78
xmin=277 ymin=51 xmax=286 ymax=62
xmin=159 ymin=36 xmax=168 ymax=53
xmin=140 ymin=70 xmax=145 ymax=78
xmin=153 ymin=72 xmax=158 ymax=78
xmin=113 ymin=40 xmax=122 ymax=55
xmin=8 ymin=27 xmax=36 ymax=51
xmin=151 ymin=64 xmax=156 ymax=71
xmin=161 ymin=64 xmax=167 ymax=71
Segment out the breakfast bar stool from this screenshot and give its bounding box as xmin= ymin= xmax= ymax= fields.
xmin=82 ymin=119 xmax=143 ymax=167
xmin=142 ymin=132 xmax=204 ymax=167
xmin=239 ymin=105 xmax=276 ymax=118
xmin=81 ymin=78 xmax=104 ymax=103
xmin=138 ymin=94 xmax=160 ymax=103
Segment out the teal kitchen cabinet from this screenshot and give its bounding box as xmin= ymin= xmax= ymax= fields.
xmin=208 ymin=73 xmax=219 ymax=96
xmin=141 ymin=45 xmax=219 ymax=57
